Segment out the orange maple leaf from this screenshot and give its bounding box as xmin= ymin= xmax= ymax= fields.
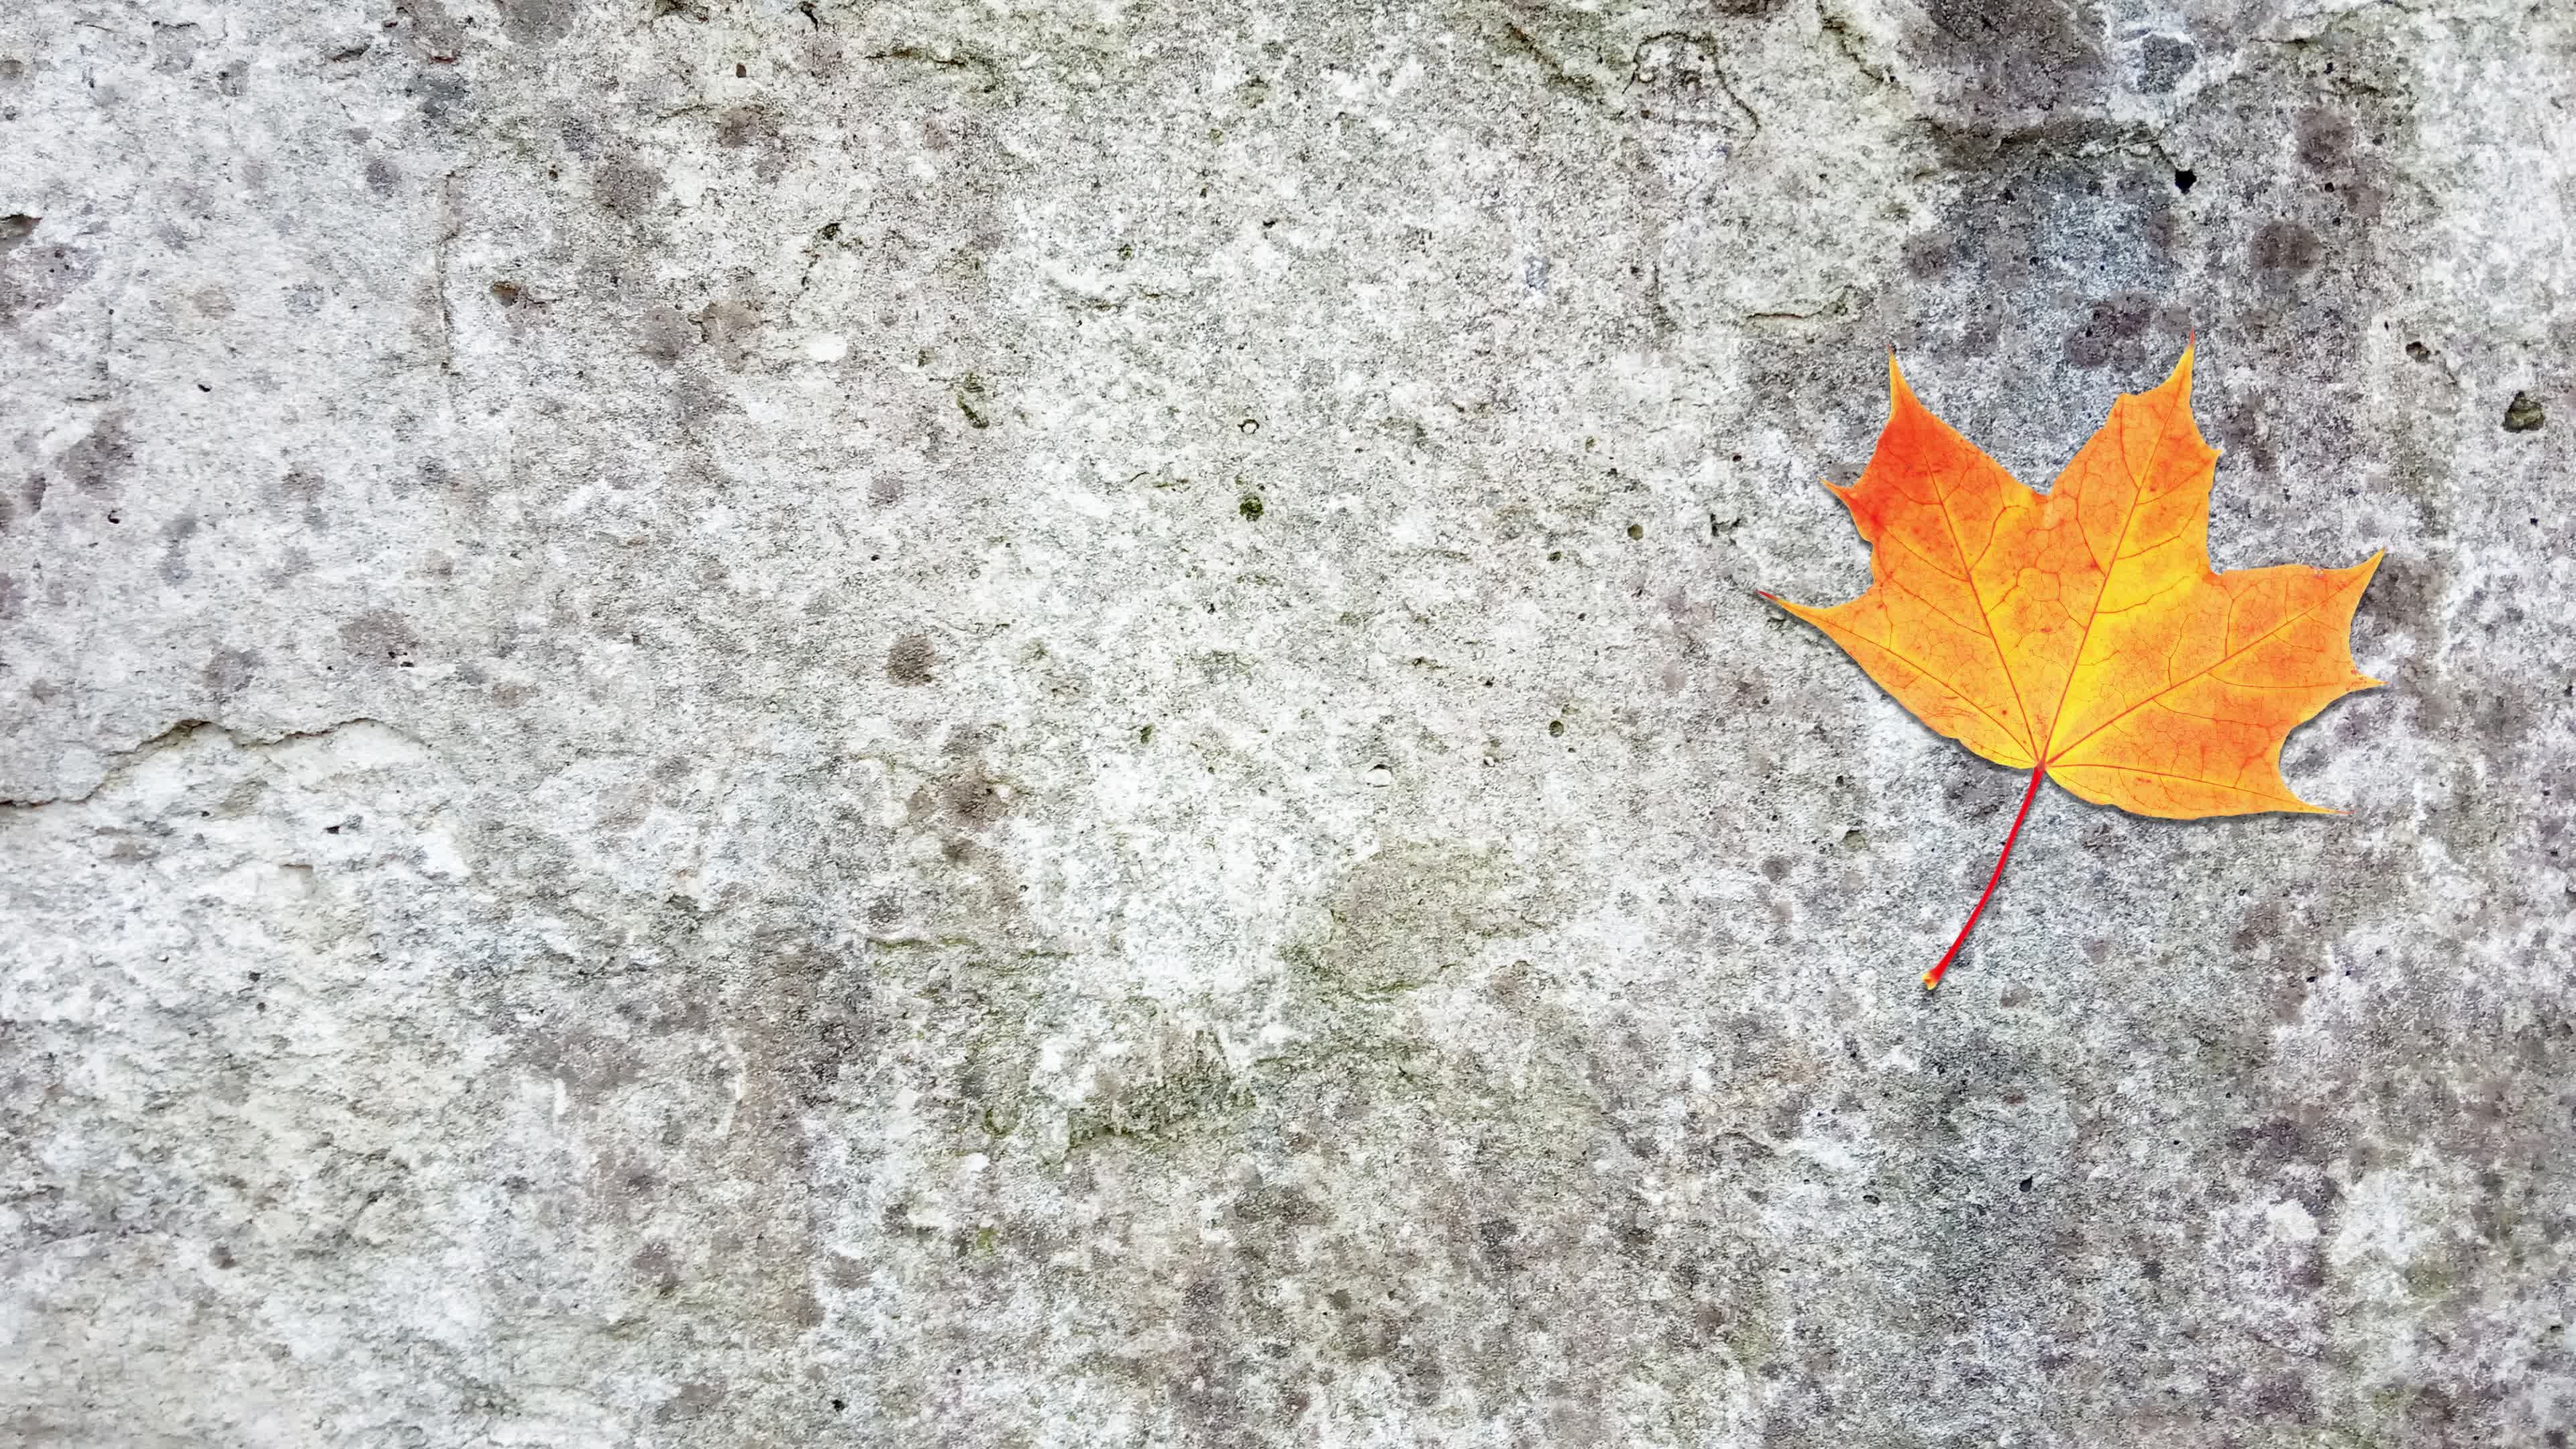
xmin=1766 ymin=346 xmax=2382 ymax=989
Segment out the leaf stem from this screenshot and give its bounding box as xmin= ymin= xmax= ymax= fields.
xmin=1923 ymin=762 xmax=2048 ymax=991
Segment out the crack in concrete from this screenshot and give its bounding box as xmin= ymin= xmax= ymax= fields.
xmin=0 ymin=717 xmax=424 ymax=810
xmin=861 ymin=45 xmax=1006 ymax=93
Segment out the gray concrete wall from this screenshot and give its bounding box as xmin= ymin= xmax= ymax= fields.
xmin=2 ymin=1 xmax=2571 ymax=1444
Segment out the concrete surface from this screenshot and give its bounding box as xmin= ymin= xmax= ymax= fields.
xmin=3 ymin=1 xmax=2572 ymax=1444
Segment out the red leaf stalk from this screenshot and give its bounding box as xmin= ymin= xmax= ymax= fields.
xmin=1923 ymin=763 xmax=2047 ymax=991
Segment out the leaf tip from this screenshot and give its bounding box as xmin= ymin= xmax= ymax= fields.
xmin=2165 ymin=340 xmax=2197 ymax=395
xmin=1886 ymin=353 xmax=1920 ymax=413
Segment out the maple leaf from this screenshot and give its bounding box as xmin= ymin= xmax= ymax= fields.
xmin=1766 ymin=346 xmax=2382 ymax=989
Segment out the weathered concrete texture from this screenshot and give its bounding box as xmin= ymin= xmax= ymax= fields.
xmin=3 ymin=0 xmax=2571 ymax=1444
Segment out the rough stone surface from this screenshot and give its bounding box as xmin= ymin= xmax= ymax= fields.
xmin=3 ymin=1 xmax=2572 ymax=1444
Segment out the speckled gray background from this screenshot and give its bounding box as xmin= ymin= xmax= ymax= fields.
xmin=3 ymin=1 xmax=2571 ymax=1444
